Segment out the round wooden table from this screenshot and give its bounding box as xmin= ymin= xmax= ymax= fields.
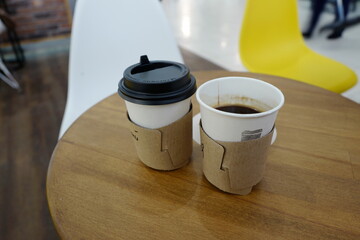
xmin=47 ymin=71 xmax=360 ymax=240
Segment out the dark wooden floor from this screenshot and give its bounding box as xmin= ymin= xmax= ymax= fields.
xmin=0 ymin=45 xmax=222 ymax=239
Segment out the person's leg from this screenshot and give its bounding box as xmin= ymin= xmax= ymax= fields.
xmin=327 ymin=0 xmax=350 ymax=39
xmin=303 ymin=0 xmax=327 ymax=38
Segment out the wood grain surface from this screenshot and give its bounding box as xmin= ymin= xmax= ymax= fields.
xmin=47 ymin=71 xmax=360 ymax=240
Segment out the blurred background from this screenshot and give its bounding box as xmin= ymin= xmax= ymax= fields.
xmin=0 ymin=0 xmax=359 ymax=239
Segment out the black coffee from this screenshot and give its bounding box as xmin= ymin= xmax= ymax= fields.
xmin=216 ymin=104 xmax=261 ymax=114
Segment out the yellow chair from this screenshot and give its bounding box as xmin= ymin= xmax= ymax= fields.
xmin=239 ymin=0 xmax=357 ymax=93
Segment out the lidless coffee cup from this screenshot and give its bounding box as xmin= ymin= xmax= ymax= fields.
xmin=118 ymin=55 xmax=197 ymax=170
xmin=196 ymin=76 xmax=284 ymax=195
xmin=196 ymin=77 xmax=284 ymax=142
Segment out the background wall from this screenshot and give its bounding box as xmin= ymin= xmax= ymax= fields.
xmin=4 ymin=0 xmax=72 ymax=41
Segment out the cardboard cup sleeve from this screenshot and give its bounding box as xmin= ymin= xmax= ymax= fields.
xmin=127 ymin=105 xmax=193 ymax=171
xmin=200 ymin=122 xmax=274 ymax=195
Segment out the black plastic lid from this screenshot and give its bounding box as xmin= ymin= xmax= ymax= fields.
xmin=118 ymin=55 xmax=197 ymax=105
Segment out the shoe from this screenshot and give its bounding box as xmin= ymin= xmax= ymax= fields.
xmin=327 ymin=31 xmax=342 ymax=39
xmin=302 ymin=31 xmax=312 ymax=38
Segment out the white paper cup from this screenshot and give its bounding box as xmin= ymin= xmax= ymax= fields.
xmin=196 ymin=77 xmax=284 ymax=142
xmin=118 ymin=56 xmax=197 ymax=129
xmin=126 ymin=98 xmax=191 ymax=129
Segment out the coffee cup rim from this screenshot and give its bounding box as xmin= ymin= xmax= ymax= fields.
xmin=196 ymin=76 xmax=285 ymax=118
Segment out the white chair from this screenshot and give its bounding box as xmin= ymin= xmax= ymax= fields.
xmin=59 ymin=0 xmax=183 ymax=138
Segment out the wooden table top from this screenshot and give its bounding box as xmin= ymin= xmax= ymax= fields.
xmin=47 ymin=71 xmax=360 ymax=240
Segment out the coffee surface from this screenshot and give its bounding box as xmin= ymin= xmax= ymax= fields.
xmin=215 ymin=104 xmax=261 ymax=114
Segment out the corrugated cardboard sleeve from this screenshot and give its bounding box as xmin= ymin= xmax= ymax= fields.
xmin=200 ymin=122 xmax=274 ymax=195
xmin=127 ymin=106 xmax=193 ymax=171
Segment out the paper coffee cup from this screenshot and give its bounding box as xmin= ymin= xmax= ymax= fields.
xmin=118 ymin=55 xmax=197 ymax=128
xmin=125 ymin=97 xmax=191 ymax=129
xmin=118 ymin=55 xmax=196 ymax=171
xmin=196 ymin=77 xmax=284 ymax=142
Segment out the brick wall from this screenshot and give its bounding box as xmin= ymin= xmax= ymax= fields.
xmin=4 ymin=0 xmax=72 ymax=41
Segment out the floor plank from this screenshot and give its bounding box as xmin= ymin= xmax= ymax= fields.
xmin=0 ymin=52 xmax=67 ymax=240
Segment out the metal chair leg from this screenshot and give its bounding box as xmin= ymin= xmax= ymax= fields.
xmin=0 ymin=57 xmax=21 ymax=91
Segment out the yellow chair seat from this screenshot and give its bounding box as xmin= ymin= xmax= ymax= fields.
xmin=240 ymin=0 xmax=357 ymax=93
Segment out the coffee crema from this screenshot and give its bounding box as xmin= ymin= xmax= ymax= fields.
xmin=215 ymin=104 xmax=261 ymax=114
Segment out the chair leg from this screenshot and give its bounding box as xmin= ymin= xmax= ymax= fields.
xmin=0 ymin=57 xmax=21 ymax=91
xmin=5 ymin=29 xmax=25 ymax=69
